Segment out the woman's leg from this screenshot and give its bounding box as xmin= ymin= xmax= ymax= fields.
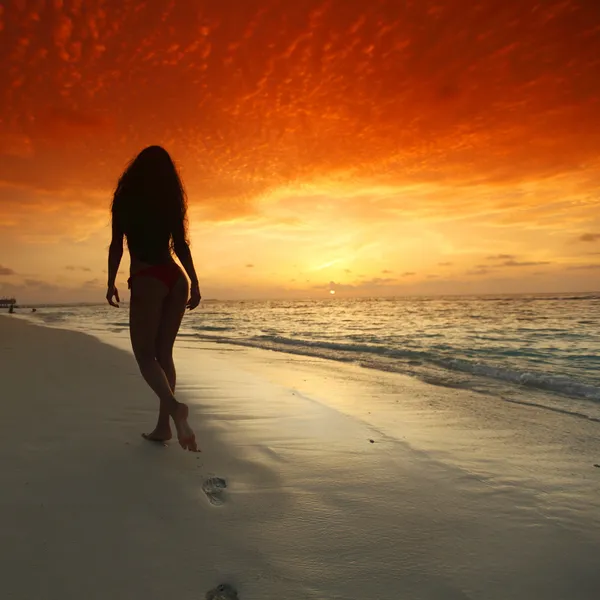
xmin=157 ymin=274 xmax=189 ymax=389
xmin=147 ymin=275 xmax=189 ymax=440
xmin=129 ymin=274 xmax=197 ymax=451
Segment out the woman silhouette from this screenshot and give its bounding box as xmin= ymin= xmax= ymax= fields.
xmin=106 ymin=146 xmax=200 ymax=451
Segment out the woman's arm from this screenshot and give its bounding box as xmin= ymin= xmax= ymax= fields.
xmin=173 ymin=239 xmax=199 ymax=287
xmin=172 ymin=222 xmax=201 ymax=309
xmin=106 ymin=219 xmax=123 ymax=306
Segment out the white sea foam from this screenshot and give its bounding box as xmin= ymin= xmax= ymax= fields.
xmin=16 ymin=292 xmax=600 ymax=418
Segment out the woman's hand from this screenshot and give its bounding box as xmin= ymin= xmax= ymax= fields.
xmin=187 ymin=283 xmax=201 ymax=310
xmin=106 ymin=285 xmax=120 ymax=307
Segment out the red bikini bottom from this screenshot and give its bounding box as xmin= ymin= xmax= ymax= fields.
xmin=127 ymin=263 xmax=182 ymax=291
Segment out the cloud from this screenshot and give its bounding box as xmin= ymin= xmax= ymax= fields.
xmin=23 ymin=278 xmax=60 ymax=292
xmin=24 ymin=279 xmax=46 ymax=287
xmin=381 ymin=269 xmax=392 ymax=274
xmin=82 ymin=278 xmax=101 ymax=287
xmin=501 ymin=260 xmax=551 ymax=267
xmin=245 ymin=264 xmax=254 ymax=268
xmin=38 ymin=107 xmax=114 ymax=141
xmin=579 ymin=233 xmax=600 ymax=242
xmin=344 ymin=269 xmax=352 ymax=274
xmin=438 ymin=262 xmax=453 ymax=267
xmin=0 ymin=265 xmax=15 ymax=276
xmin=324 ymin=277 xmax=396 ymax=292
xmin=401 ymin=272 xmax=416 ymax=277
xmin=0 ymin=134 xmax=34 ymax=159
xmin=566 ymin=263 xmax=600 ymax=271
xmin=361 ymin=277 xmax=396 ymax=285
xmin=487 ymin=254 xmax=517 ymax=261
xmin=0 ymin=277 xmax=107 ymax=304
xmin=468 ymin=257 xmax=557 ymax=276
xmin=66 ymin=265 xmax=92 ymax=272
xmin=0 ymin=182 xmax=109 ymax=243
xmin=471 ymin=259 xmax=550 ymax=272
xmin=0 ymin=0 xmax=599 ymax=223
xmin=467 ymin=267 xmax=492 ymax=276
xmin=324 ymin=280 xmax=357 ymax=291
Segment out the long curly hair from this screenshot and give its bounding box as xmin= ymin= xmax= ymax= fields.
xmin=111 ymin=145 xmax=189 ymax=249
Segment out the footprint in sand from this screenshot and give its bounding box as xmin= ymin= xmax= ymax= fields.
xmin=202 ymin=476 xmax=227 ymax=506
xmin=205 ymin=583 xmax=239 ymax=600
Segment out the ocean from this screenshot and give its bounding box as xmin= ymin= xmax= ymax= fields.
xmin=16 ymin=292 xmax=600 ymax=421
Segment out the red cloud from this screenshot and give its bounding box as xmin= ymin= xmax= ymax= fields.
xmin=579 ymin=233 xmax=600 ymax=242
xmin=0 ymin=0 xmax=597 ymax=224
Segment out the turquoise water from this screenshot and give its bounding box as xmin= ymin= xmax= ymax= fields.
xmin=19 ymin=292 xmax=600 ymax=420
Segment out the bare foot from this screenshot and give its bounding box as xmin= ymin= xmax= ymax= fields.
xmin=173 ymin=402 xmax=199 ymax=452
xmin=141 ymin=427 xmax=172 ymax=443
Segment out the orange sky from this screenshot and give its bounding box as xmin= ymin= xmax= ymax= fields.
xmin=0 ymin=0 xmax=599 ymax=303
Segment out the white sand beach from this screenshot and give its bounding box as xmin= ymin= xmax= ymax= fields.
xmin=1 ymin=314 xmax=600 ymax=600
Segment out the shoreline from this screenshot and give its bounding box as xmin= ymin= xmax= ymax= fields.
xmin=7 ymin=312 xmax=600 ymax=510
xmin=11 ymin=300 xmax=600 ymax=424
xmin=2 ymin=315 xmax=600 ymax=599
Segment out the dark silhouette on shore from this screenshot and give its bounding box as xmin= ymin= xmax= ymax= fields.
xmin=107 ymin=145 xmax=201 ymax=452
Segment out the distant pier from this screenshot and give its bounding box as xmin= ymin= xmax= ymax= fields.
xmin=0 ymin=297 xmax=17 ymax=308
